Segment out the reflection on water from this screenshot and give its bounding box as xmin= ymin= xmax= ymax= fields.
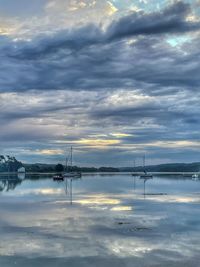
xmin=0 ymin=173 xmax=200 ymax=267
xmin=0 ymin=176 xmax=22 ymax=192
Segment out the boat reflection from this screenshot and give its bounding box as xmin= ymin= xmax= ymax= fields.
xmin=133 ymin=176 xmax=137 ymax=192
xmin=140 ymin=177 xmax=153 ymax=198
xmin=65 ymin=179 xmax=73 ymax=205
xmin=133 ymin=175 xmax=154 ymax=196
xmin=64 ymin=177 xmax=81 ymax=204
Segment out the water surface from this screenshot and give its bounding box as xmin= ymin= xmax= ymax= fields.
xmin=0 ymin=173 xmax=200 ymax=266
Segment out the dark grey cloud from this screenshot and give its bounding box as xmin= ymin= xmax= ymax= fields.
xmin=0 ymin=1 xmax=199 ymax=94
xmin=107 ymin=1 xmax=200 ymax=40
xmin=0 ymin=102 xmax=84 ymax=123
xmin=7 ymin=1 xmax=200 ymax=60
xmin=8 ymin=24 xmax=103 ymax=60
xmin=1 ymin=34 xmax=200 ymax=94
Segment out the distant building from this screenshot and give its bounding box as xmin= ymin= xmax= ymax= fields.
xmin=17 ymin=167 xmax=26 ymax=173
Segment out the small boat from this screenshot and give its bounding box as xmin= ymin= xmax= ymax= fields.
xmin=63 ymin=147 xmax=82 ymax=179
xmin=139 ymin=155 xmax=153 ymax=179
xmin=53 ymin=174 xmax=64 ymax=181
xmin=192 ymin=173 xmax=199 ymax=180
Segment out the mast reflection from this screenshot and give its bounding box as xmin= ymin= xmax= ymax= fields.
xmin=64 ymin=177 xmax=81 ymax=205
xmin=140 ymin=177 xmax=153 ymax=198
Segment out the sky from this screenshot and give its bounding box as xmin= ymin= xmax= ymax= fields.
xmin=0 ymin=0 xmax=200 ymax=167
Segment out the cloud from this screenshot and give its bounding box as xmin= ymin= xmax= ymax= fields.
xmin=106 ymin=1 xmax=200 ymax=40
xmin=0 ymin=1 xmax=198 ymax=95
xmin=0 ymin=88 xmax=200 ymax=164
xmin=7 ymin=2 xmax=200 ymax=58
xmin=0 ymin=1 xmax=200 ymax=165
xmin=44 ymin=0 xmax=118 ymax=30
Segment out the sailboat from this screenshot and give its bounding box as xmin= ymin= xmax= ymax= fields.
xmin=192 ymin=173 xmax=199 ymax=180
xmin=140 ymin=155 xmax=153 ymax=179
xmin=63 ymin=147 xmax=82 ymax=178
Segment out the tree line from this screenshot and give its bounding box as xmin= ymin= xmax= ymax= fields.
xmin=0 ymin=155 xmax=23 ymax=172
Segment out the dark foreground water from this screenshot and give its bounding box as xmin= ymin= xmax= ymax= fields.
xmin=0 ymin=173 xmax=200 ymax=267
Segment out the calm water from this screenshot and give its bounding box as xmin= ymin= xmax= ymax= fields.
xmin=0 ymin=173 xmax=200 ymax=267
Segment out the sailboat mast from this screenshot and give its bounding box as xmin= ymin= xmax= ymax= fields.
xmin=71 ymin=146 xmax=73 ymax=171
xmin=65 ymin=147 xmax=68 ymax=171
xmin=143 ymin=154 xmax=146 ymax=170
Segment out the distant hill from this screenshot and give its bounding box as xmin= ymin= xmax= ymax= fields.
xmin=1 ymin=159 xmax=200 ymax=173
xmin=22 ymin=162 xmax=200 ymax=173
xmin=120 ymin=162 xmax=200 ymax=172
xmin=23 ymin=163 xmax=119 ymax=173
